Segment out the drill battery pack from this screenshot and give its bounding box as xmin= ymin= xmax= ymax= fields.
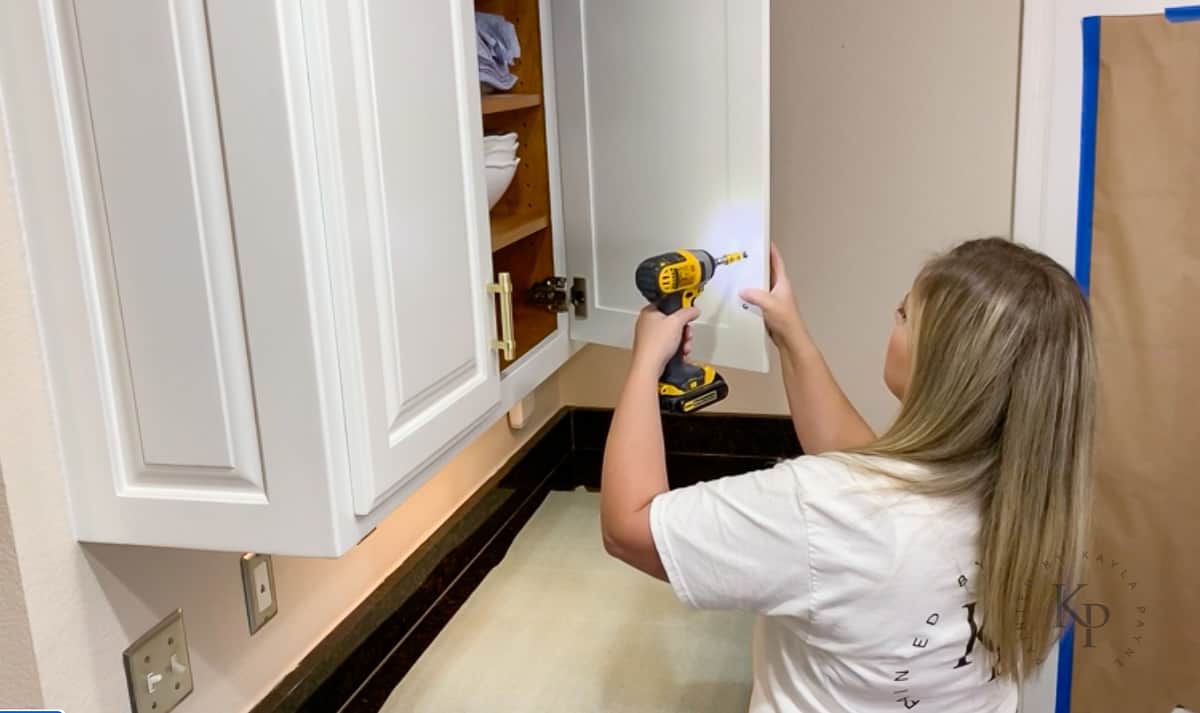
xmin=658 ymin=365 xmax=729 ymax=414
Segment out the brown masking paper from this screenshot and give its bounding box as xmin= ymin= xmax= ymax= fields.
xmin=1071 ymin=14 xmax=1200 ymax=713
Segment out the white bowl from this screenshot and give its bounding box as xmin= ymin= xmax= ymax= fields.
xmin=484 ymin=135 xmax=518 ymax=165
xmin=486 ymin=141 xmax=518 ymax=156
xmin=486 ymin=158 xmax=520 ymax=209
xmin=484 ymin=143 xmax=518 ymax=165
xmin=484 ymin=132 xmax=518 ymax=152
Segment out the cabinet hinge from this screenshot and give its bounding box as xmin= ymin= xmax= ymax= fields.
xmin=528 ymin=276 xmax=587 ymax=318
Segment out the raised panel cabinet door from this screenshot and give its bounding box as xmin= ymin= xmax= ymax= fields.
xmin=7 ymin=0 xmax=347 ymax=553
xmin=305 ymin=0 xmax=502 ymax=515
xmin=552 ymin=0 xmax=771 ymax=373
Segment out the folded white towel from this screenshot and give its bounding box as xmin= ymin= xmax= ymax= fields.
xmin=476 ymin=12 xmax=520 ymax=91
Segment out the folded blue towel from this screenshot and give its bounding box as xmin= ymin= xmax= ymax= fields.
xmin=476 ymin=12 xmax=521 ymax=91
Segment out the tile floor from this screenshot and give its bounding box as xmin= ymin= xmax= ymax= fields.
xmin=380 ymin=489 xmax=754 ymax=712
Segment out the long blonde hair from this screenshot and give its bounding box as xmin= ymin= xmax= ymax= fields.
xmin=847 ymin=237 xmax=1095 ymax=681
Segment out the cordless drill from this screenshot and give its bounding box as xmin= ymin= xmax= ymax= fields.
xmin=635 ymin=249 xmax=748 ymax=414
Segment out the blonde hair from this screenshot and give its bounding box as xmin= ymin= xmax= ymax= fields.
xmin=846 ymin=237 xmax=1095 ymax=681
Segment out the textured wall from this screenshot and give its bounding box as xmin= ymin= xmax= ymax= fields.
xmin=0 ymin=473 xmax=41 ymax=708
xmin=560 ymin=0 xmax=1022 ymax=432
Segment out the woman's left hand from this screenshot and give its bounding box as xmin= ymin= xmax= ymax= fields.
xmin=631 ymin=305 xmax=699 ymax=374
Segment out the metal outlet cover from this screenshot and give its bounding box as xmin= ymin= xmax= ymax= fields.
xmin=240 ymin=553 xmax=278 ymax=634
xmin=122 ymin=609 xmax=194 ymax=713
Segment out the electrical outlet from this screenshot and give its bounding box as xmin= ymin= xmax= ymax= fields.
xmin=122 ymin=609 xmax=194 ymax=713
xmin=240 ymin=553 xmax=277 ymax=634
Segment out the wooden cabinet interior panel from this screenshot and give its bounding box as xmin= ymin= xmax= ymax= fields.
xmin=492 ymin=228 xmax=557 ymax=367
xmin=477 ymin=0 xmax=558 ymax=367
xmin=484 ymin=106 xmax=551 ymax=234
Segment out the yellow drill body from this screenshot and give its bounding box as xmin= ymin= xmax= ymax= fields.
xmin=634 ymin=249 xmax=747 ymax=413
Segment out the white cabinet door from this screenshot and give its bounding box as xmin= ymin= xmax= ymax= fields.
xmin=9 ymin=0 xmax=348 ymax=554
xmin=552 ymin=0 xmax=772 ymax=373
xmin=304 ymin=0 xmax=502 ymax=515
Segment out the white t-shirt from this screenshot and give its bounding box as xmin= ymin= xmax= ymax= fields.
xmin=649 ymin=454 xmax=1020 ymax=713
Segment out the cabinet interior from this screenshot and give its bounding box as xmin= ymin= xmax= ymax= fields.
xmin=477 ymin=0 xmax=558 ymax=368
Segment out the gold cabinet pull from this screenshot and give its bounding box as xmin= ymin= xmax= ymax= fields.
xmin=487 ymin=272 xmax=515 ymax=361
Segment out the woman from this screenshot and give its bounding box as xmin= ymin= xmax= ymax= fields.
xmin=600 ymin=238 xmax=1094 ymax=712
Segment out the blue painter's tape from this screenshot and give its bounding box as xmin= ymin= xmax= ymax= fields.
xmin=1075 ymin=16 xmax=1101 ymax=297
xmin=1055 ymin=625 xmax=1076 ymax=713
xmin=1058 ymin=22 xmax=1099 ymax=711
xmin=1165 ymin=5 xmax=1200 ymax=22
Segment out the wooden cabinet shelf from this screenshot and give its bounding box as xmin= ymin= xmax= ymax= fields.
xmin=478 ymin=0 xmax=556 ymax=371
xmin=481 ymin=93 xmax=541 ymax=115
xmin=490 ymin=212 xmax=549 ymax=252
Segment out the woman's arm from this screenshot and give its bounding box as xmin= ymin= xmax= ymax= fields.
xmin=599 ymin=358 xmax=669 ymax=579
xmin=741 ymin=244 xmax=875 ymax=453
xmin=599 ymin=306 xmax=698 ymax=580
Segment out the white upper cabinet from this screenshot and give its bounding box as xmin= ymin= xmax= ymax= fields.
xmin=68 ymin=0 xmax=264 ymax=494
xmin=5 ymin=0 xmax=769 ymax=555
xmin=302 ymin=1 xmax=502 ymax=515
xmin=8 ymin=0 xmax=348 ymax=556
xmin=553 ymin=0 xmax=771 ymax=373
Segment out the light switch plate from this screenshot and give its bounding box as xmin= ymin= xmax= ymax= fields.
xmin=122 ymin=609 xmax=194 ymax=713
xmin=240 ymin=553 xmax=278 ymax=634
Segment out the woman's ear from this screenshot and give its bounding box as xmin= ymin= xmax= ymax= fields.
xmin=884 ymin=315 xmax=912 ymax=401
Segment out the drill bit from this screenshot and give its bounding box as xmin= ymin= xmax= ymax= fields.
xmin=715 ymin=251 xmax=749 ymax=266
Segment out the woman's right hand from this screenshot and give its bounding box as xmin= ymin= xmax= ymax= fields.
xmin=739 ymin=243 xmax=808 ymax=351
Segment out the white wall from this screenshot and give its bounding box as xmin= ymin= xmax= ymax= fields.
xmin=0 ymin=106 xmax=564 ymax=712
xmin=0 ymin=471 xmax=41 ymax=707
xmin=560 ymin=0 xmax=1022 ymax=431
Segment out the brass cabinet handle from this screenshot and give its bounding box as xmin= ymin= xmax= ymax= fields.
xmin=487 ymin=272 xmax=515 ymax=361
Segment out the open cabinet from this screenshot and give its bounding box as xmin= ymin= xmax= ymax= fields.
xmin=478 ymin=0 xmax=560 ymax=370
xmin=477 ymin=0 xmax=574 ymax=407
xmin=479 ymin=0 xmax=774 ymax=407
xmin=4 ymin=0 xmax=769 ymax=556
